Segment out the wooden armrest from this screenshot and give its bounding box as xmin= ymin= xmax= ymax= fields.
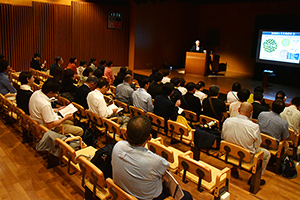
xmin=181 ymin=150 xmax=194 ymax=158
xmin=65 ymin=136 xmax=83 ymax=149
xmin=110 ymin=117 xmax=119 ymax=124
xmin=151 ymin=137 xmax=163 ymax=144
xmin=164 ymin=197 xmax=175 ymax=200
xmin=276 ymin=140 xmax=285 ymax=158
xmin=252 ymin=151 xmax=264 ymax=174
xmin=215 ymin=167 xmax=231 ymax=196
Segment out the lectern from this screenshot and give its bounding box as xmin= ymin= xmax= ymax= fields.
xmin=185 ymin=52 xmax=209 ymax=75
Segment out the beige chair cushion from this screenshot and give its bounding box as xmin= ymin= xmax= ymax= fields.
xmin=85 ymin=178 xmax=110 ymax=199
xmin=219 ymin=154 xmax=253 ymax=171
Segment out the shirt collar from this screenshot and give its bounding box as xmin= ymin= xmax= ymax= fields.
xmin=236 ymin=114 xmax=250 ymax=120
xmin=20 ymin=84 xmax=33 ymax=92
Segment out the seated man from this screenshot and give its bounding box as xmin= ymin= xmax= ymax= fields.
xmin=222 ymin=102 xmax=271 ymax=185
xmin=229 ymin=88 xmax=250 ymax=117
xmin=74 ymin=75 xmax=98 ymax=109
xmin=148 ymin=72 xmax=163 ymax=99
xmin=181 ymin=82 xmax=202 ymax=117
xmin=111 ymin=116 xmax=192 ymax=200
xmin=252 ymin=92 xmax=269 ymax=119
xmin=29 ymin=78 xmax=83 ymax=136
xmin=202 ymin=85 xmax=227 ymax=122
xmin=87 ymin=78 xmax=129 ymax=127
xmin=16 ymin=71 xmax=35 ymax=115
xmin=0 ymin=59 xmax=17 ymax=95
xmin=132 ymin=78 xmax=153 ymax=113
xmin=116 ymin=74 xmax=134 ymax=105
xmin=280 ymin=96 xmax=300 ymax=134
xmin=258 ymin=99 xmax=290 ymax=142
xmin=50 ymin=56 xmax=64 ymax=76
xmin=170 ymin=77 xmax=182 ymax=103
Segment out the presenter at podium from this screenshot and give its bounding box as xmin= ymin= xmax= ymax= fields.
xmin=190 ymin=40 xmax=204 ymax=53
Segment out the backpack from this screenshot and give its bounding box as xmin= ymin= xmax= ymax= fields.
xmin=91 ymin=144 xmax=114 ymax=179
xmin=281 ymin=156 xmax=297 ymax=179
xmin=82 ymin=128 xmax=98 ymax=147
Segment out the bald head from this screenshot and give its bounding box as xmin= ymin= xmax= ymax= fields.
xmin=238 ymin=102 xmax=253 ymax=118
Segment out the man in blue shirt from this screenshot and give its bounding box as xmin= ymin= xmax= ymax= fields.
xmin=0 ymin=59 xmax=17 ymax=95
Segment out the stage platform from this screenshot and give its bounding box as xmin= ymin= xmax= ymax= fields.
xmin=132 ymin=68 xmax=298 ymax=103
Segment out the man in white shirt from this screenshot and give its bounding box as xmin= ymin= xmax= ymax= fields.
xmin=132 ymin=78 xmax=153 ymax=113
xmin=281 ymin=97 xmax=300 ymax=134
xmin=222 ymin=102 xmax=270 ymax=185
xmin=229 ymin=88 xmax=250 ymax=117
xmin=29 ymin=78 xmax=83 ymax=136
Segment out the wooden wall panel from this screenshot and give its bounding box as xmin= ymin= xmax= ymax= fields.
xmin=33 ymin=1 xmax=54 ymax=70
xmin=54 ymin=4 xmax=71 ymax=68
xmin=0 ymin=4 xmax=13 ymax=64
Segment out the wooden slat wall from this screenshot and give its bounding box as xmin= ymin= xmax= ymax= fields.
xmin=0 ymin=1 xmax=129 ymax=72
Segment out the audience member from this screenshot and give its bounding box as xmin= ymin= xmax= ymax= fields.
xmin=116 ymin=74 xmax=134 ymax=105
xmin=50 ymin=56 xmax=64 ymax=76
xmin=111 ymin=116 xmax=192 ymax=200
xmin=229 ymin=88 xmax=250 ymax=117
xmin=148 ymin=72 xmax=163 ymax=99
xmin=104 ymin=60 xmax=114 ymax=85
xmin=132 ymin=78 xmax=153 ymax=113
xmin=93 ymin=69 xmax=104 ymax=79
xmin=88 ymin=58 xmax=97 ymax=71
xmin=194 ymin=81 xmax=207 ymax=104
xmin=181 ymin=82 xmax=202 ymax=117
xmin=87 ymin=78 xmax=129 ymax=127
xmin=52 ymin=66 xmax=64 ymax=84
xmin=226 ymin=82 xmax=241 ymax=104
xmin=113 ymin=66 xmax=127 ymax=86
xmin=280 ymin=96 xmax=300 ymax=134
xmin=29 ymin=78 xmax=83 ymax=136
xmin=0 ymin=59 xmax=17 ymax=95
xmin=30 ymin=53 xmax=45 ymax=71
xmin=149 ymin=67 xmax=159 ymax=83
xmin=275 ymin=90 xmax=286 ymax=102
xmin=177 ymin=78 xmax=187 ymax=95
xmin=161 ymin=69 xmax=171 ymax=84
xmin=97 ymin=59 xmax=106 ymax=72
xmin=66 ymin=56 xmax=78 ymax=74
xmin=60 ymin=69 xmax=77 ymax=101
xmin=252 ymin=92 xmax=269 ymax=119
xmin=170 ymin=77 xmax=182 ymax=103
xmin=258 ymin=99 xmax=289 ymax=142
xmin=222 ymin=102 xmax=270 ymax=184
xmin=202 ymin=85 xmax=227 ymax=122
xmin=248 ymin=86 xmax=270 ymax=109
xmin=74 ymin=75 xmax=98 ymax=109
xmin=16 ymin=71 xmax=34 ymax=114
xmin=77 ymin=60 xmax=87 ymax=80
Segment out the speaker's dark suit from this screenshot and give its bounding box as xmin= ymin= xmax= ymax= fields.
xmin=154 ymin=94 xmax=178 ymax=133
xmin=74 ymin=84 xmax=91 ymax=109
xmin=190 ymin=45 xmax=204 ymax=53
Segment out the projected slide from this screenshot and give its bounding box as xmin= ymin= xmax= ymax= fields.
xmin=259 ymin=31 xmax=300 ymax=64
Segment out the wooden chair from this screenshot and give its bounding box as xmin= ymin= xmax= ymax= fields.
xmin=22 ymin=115 xmax=40 ymax=145
xmin=104 ymin=95 xmax=113 ymax=104
xmin=251 ymin=118 xmax=258 ymax=123
xmin=102 ymin=118 xmax=124 ymax=144
xmin=77 ymin=156 xmax=110 ymax=200
xmin=86 ymin=110 xmax=105 ymax=133
xmin=148 ymin=137 xmax=185 ymax=172
xmin=260 ymin=133 xmax=286 ymax=173
xmin=106 ymin=178 xmax=137 ymax=200
xmin=72 ymin=102 xmax=88 ymax=125
xmin=129 ymin=105 xmax=145 ymax=118
xmin=218 ymin=140 xmax=264 ymax=194
xmin=182 ymin=109 xmax=198 ymax=127
xmin=14 ymin=106 xmax=25 ymax=127
xmin=32 ymin=82 xmax=42 ymax=91
xmin=167 ymin=120 xmax=195 ymax=146
xmin=114 ymin=100 xmax=130 ymax=116
xmin=199 ymin=115 xmax=220 ymax=130
xmin=57 ymin=96 xmax=70 ymax=106
xmin=178 ymin=151 xmax=230 ymax=200
xmin=146 ymin=112 xmax=166 ymax=136
xmin=110 ymin=85 xmax=116 ymax=95
xmin=56 ymin=137 xmax=97 ymax=174
xmin=287 ymin=129 xmax=300 ymax=161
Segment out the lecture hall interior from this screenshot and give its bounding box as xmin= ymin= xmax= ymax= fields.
xmin=0 ymin=0 xmax=300 ymax=199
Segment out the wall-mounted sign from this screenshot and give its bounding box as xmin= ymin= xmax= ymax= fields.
xmin=108 ymin=11 xmax=123 ymax=30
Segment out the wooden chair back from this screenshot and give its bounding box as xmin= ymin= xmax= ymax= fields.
xmin=148 ymin=139 xmax=174 ymax=163
xmin=261 ymin=133 xmax=285 ymax=158
xmin=129 ymin=105 xmax=145 ymax=118
xmin=106 ymin=178 xmax=138 ymax=200
xmin=114 ymin=100 xmax=129 ymax=113
xmin=104 ymin=95 xmax=113 ymax=104
xmin=102 ymin=118 xmax=122 ymax=142
xmin=287 ymin=129 xmax=299 ymax=147
xmin=168 ymin=120 xmax=189 ymax=142
xmin=146 ymin=112 xmax=165 ymax=134
xmin=110 ymin=85 xmax=116 ymax=94
xmin=199 ymin=115 xmax=220 ymax=130
xmin=86 ymin=110 xmax=103 ymax=128
xmin=182 ymin=109 xmax=197 ymax=123
xmin=57 ymin=96 xmax=70 ymax=106
xmin=32 ymin=82 xmax=42 ymax=91
xmin=78 ymin=157 xmax=107 ymax=199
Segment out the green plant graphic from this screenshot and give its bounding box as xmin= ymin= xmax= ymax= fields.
xmin=263 ymin=39 xmax=277 ymax=53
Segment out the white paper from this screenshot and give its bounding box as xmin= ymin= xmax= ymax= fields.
xmin=59 ymin=103 xmax=78 ymax=117
xmin=164 ymin=171 xmax=184 ymax=200
xmin=108 ymin=104 xmax=123 ymax=114
xmin=177 ymin=107 xmax=183 ymax=114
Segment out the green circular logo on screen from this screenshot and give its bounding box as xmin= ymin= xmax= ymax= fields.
xmin=281 ymin=39 xmax=290 ymax=47
xmin=263 ymin=39 xmax=277 ymax=53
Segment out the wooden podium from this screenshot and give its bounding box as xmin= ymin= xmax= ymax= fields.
xmin=185 ymin=52 xmax=209 ymax=75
